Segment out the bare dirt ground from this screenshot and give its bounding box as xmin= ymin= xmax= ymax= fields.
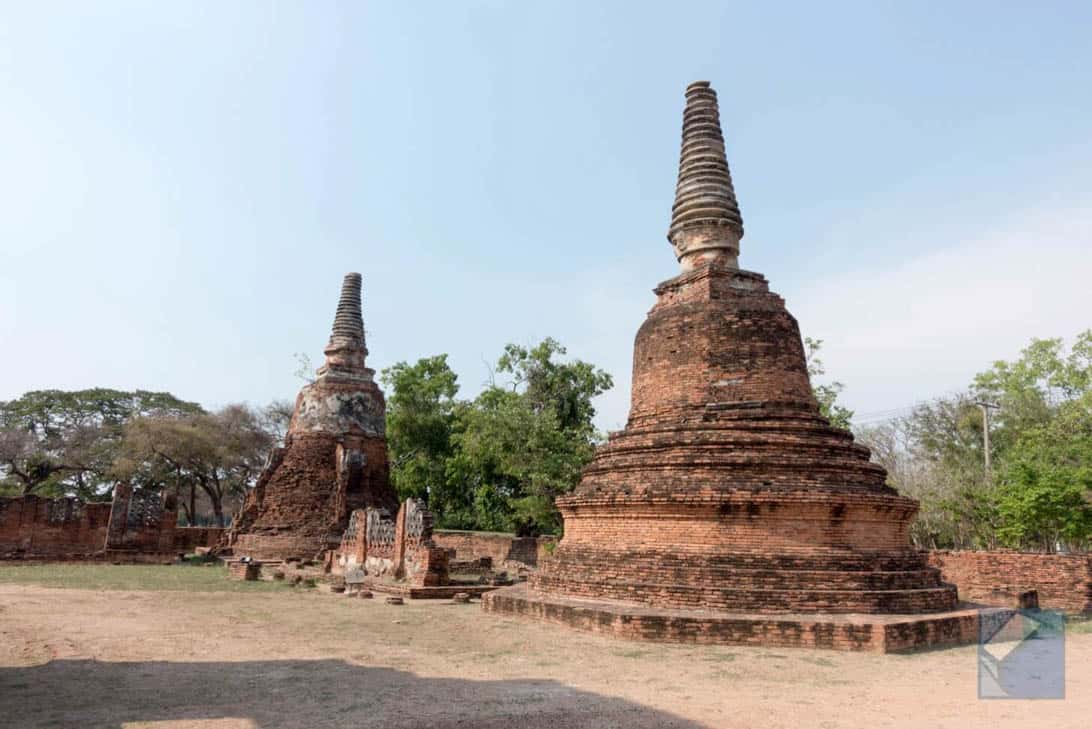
xmin=1 ymin=574 xmax=1089 ymax=729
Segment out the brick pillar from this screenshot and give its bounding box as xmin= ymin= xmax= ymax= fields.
xmin=157 ymin=492 xmax=178 ymax=552
xmin=392 ymin=501 xmax=408 ymax=579
xmin=354 ymin=513 xmax=368 ymax=564
xmin=105 ymin=482 xmax=133 ymax=550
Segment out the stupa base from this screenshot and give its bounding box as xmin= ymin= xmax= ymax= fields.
xmin=482 ymin=583 xmax=1007 ymax=653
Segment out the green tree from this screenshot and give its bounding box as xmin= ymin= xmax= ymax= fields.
xmin=487 ymin=338 xmax=612 ymax=533
xmin=804 ymin=337 xmax=854 ymax=431
xmin=496 ymin=338 xmax=614 ymax=435
xmin=380 ymin=355 xmax=460 ymax=507
xmin=857 ymin=330 xmax=1092 ymax=550
xmin=381 ymin=340 xmax=613 ymax=535
xmin=994 ymin=391 xmax=1092 ymax=550
xmin=449 ymin=386 xmax=594 ymax=534
xmin=0 ymin=389 xmax=202 ymax=498
xmin=973 ymin=331 xmax=1092 ymax=456
xmin=115 ymin=404 xmax=273 ymax=526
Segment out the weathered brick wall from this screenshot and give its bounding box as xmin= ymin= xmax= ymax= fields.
xmin=0 ymin=496 xmax=112 ymax=557
xmin=433 ymin=530 xmax=556 ymax=568
xmin=1 ymin=488 xmax=183 ymax=560
xmin=928 ymin=550 xmax=1092 ymax=614
xmin=332 ymin=500 xmax=449 ymax=587
xmin=105 ymin=484 xmax=177 ymax=553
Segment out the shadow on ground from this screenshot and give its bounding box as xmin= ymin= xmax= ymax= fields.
xmin=0 ymin=658 xmax=704 ymax=729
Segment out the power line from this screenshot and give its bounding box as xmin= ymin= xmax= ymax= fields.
xmin=849 ymin=390 xmax=969 ymax=426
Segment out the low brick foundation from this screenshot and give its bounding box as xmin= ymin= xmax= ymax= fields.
xmin=483 ymin=583 xmax=997 ymax=653
xmin=928 ymin=550 xmax=1092 ymax=614
xmin=357 ymin=581 xmax=496 ymax=600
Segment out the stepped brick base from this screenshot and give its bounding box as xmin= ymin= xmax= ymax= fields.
xmin=539 ymin=490 xmax=959 ymax=615
xmin=483 ymin=583 xmax=1002 ymax=653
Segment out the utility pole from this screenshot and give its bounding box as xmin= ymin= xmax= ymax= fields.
xmin=976 ymin=401 xmax=999 ymax=478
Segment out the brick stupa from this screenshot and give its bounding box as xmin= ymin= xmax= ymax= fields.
xmin=226 ymin=273 xmax=398 ymax=560
xmin=484 ymin=82 xmax=981 ymax=652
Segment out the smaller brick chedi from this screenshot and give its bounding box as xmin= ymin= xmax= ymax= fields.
xmin=485 ymin=83 xmax=961 ymax=646
xmin=226 ymin=273 xmax=398 ymax=560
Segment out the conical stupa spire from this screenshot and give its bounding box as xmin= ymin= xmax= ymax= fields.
xmin=330 ymin=272 xmax=365 ymax=344
xmin=667 ymin=81 xmax=744 ymax=271
xmin=317 ymin=272 xmax=369 ymax=378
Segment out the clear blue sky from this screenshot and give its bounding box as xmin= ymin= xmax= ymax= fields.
xmin=2 ymin=1 xmax=1090 ymax=430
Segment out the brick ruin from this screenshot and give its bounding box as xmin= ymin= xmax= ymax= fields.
xmin=0 ymin=495 xmax=112 ymax=559
xmin=330 ymin=499 xmax=449 ymax=587
xmin=225 ymin=273 xmax=400 ymax=561
xmin=484 ymin=81 xmax=971 ymax=651
xmin=0 ymin=487 xmax=222 ymax=560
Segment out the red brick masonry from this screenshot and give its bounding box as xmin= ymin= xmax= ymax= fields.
xmin=483 ymin=583 xmax=1001 ymax=654
xmin=1 ymin=492 xmax=225 ymax=560
xmin=432 ymin=530 xmax=556 ymax=569
xmin=929 ymin=550 xmax=1092 ymax=614
xmin=0 ymin=496 xmax=111 ymax=558
xmin=526 ymin=263 xmax=958 ymax=615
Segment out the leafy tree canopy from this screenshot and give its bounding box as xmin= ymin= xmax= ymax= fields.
xmin=857 ymin=330 xmax=1092 ymax=551
xmin=382 ymin=339 xmax=612 ymax=535
xmin=0 ymin=389 xmax=202 ymax=498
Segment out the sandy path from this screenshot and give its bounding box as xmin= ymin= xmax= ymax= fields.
xmin=1 ymin=585 xmax=1087 ymax=729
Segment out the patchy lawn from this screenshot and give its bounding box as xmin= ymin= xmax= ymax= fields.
xmin=0 ymin=563 xmax=291 ymax=593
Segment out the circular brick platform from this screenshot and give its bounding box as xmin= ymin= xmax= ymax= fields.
xmin=483 ymin=583 xmax=999 ymax=654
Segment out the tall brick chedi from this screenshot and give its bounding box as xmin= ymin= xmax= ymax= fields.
xmin=523 ymin=82 xmax=958 ymax=615
xmin=226 ymin=273 xmax=398 ymax=560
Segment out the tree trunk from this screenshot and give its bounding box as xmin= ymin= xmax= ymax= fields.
xmin=188 ymin=480 xmax=197 ymax=527
xmin=212 ymin=494 xmax=225 ymax=527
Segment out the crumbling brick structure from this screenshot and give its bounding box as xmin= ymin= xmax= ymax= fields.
xmin=0 ymin=495 xmax=112 ymax=558
xmin=485 ymin=82 xmax=963 ymax=650
xmin=225 ymin=273 xmax=399 ymax=560
xmin=332 ymin=499 xmax=449 ymax=587
xmin=105 ymin=482 xmax=177 ymax=554
xmin=0 ymin=486 xmax=181 ymax=560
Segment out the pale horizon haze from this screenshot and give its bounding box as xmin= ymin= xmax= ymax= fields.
xmin=2 ymin=2 xmax=1090 ymax=431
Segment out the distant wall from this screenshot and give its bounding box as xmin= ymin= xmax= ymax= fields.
xmin=173 ymin=527 xmax=226 ymax=553
xmin=433 ymin=530 xmax=556 ymax=569
xmin=0 ymin=488 xmax=188 ymax=560
xmin=929 ymin=550 xmax=1092 ymax=614
xmin=0 ymin=496 xmax=112 ymax=557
